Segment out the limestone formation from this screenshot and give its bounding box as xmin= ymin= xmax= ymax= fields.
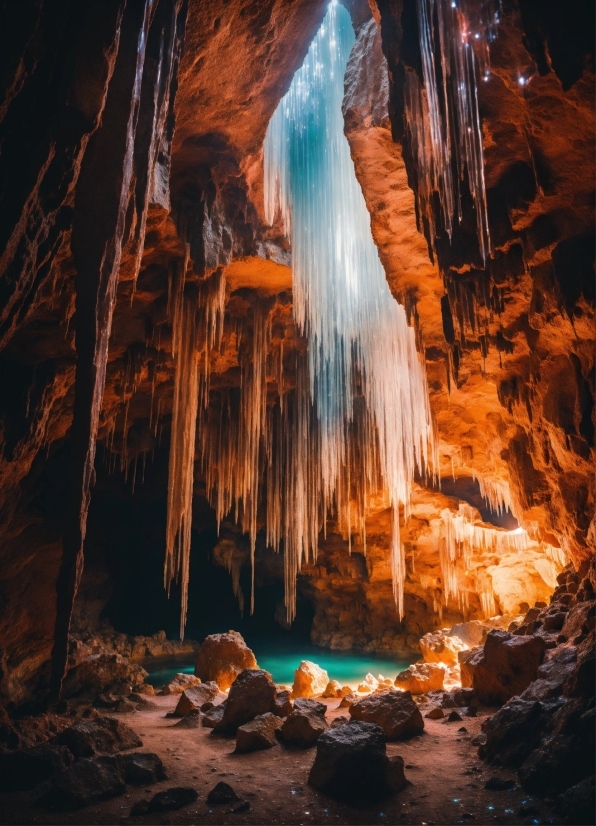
xmin=419 ymin=631 xmax=467 ymax=667
xmin=194 ymin=632 xmax=257 ymax=691
xmin=291 ymin=660 xmax=329 ymax=699
xmin=349 ymin=691 xmax=424 ymax=740
xmin=162 ymin=673 xmax=202 ymax=695
xmin=394 ymin=662 xmax=446 ymax=694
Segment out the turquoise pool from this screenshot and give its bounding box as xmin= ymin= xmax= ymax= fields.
xmin=145 ymin=641 xmax=415 ymax=689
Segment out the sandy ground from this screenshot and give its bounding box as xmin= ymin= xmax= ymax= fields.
xmin=0 ymin=695 xmax=558 ymax=826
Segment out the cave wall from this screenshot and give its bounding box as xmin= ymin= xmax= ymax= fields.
xmin=0 ymin=0 xmax=593 ymax=703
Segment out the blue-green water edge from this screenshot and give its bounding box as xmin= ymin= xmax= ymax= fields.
xmin=146 ymin=641 xmax=416 ymax=688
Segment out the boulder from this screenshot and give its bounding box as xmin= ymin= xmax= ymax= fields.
xmin=467 ymin=631 xmax=546 ymax=705
xmin=357 ymin=673 xmax=378 ymax=693
xmin=322 ymin=680 xmax=343 ymax=698
xmin=419 ymin=631 xmax=466 ymax=666
xmin=448 ymin=621 xmax=490 ymax=648
xmin=339 ymin=692 xmax=357 ymax=708
xmin=207 ymin=781 xmax=240 ymax=803
xmin=162 ymin=673 xmax=202 ymax=695
xmin=38 ymin=756 xmax=126 ymax=811
xmin=280 ymin=698 xmax=328 ymax=748
xmin=520 ymin=645 xmax=577 ymax=702
xmin=554 ymin=776 xmax=595 ymax=826
xmin=131 ymin=787 xmax=198 ymax=814
xmin=308 ymin=721 xmax=408 ymax=802
xmin=194 ymin=631 xmax=257 ymax=691
xmin=61 ymin=654 xmax=148 ymax=699
xmin=479 ymin=698 xmax=546 ymax=767
xmin=330 ymin=715 xmax=350 ymax=728
xmin=214 ymin=669 xmax=276 ymax=733
xmin=201 ymin=702 xmax=226 ymax=728
xmin=560 ymin=602 xmax=595 ymax=645
xmin=425 ymin=707 xmax=444 ymax=719
xmin=394 ymin=662 xmax=446 ymax=694
xmin=54 ymin=716 xmax=142 ymax=758
xmin=291 ymin=660 xmax=329 ymax=698
xmin=349 ymin=691 xmax=424 ymax=740
xmin=459 ymin=646 xmax=484 ymax=689
xmin=235 ymin=712 xmax=282 ymax=753
xmin=118 ymin=752 xmax=166 ymax=784
xmin=563 ymin=630 xmax=595 ymax=697
xmin=0 ymin=744 xmax=73 ymax=791
xmin=173 ymin=710 xmax=202 ymax=728
xmin=173 ymin=682 xmax=226 ymax=716
xmin=271 ymin=688 xmax=293 ymax=717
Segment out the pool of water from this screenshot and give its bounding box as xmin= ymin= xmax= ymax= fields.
xmin=145 ymin=641 xmax=415 ymax=689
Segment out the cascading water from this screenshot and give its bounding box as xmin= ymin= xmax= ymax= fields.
xmin=264 ymin=1 xmax=434 ymax=619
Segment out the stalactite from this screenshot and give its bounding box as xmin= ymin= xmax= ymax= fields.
xmin=404 ymin=0 xmax=502 ymax=263
xmin=263 ymin=1 xmax=434 ymax=619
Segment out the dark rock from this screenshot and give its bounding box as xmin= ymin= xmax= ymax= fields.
xmin=425 ymin=706 xmax=444 ymax=719
xmin=0 ymin=744 xmax=73 ymax=791
xmin=235 ymin=712 xmax=282 ymax=753
xmin=202 ymin=703 xmax=226 ymax=728
xmin=214 ymin=669 xmax=276 ymax=733
xmin=173 ymin=682 xmax=225 ymax=716
xmin=446 ymin=711 xmax=463 ymax=722
xmin=520 ymin=644 xmax=577 ymax=701
xmin=563 ymin=630 xmax=595 ymax=697
xmin=280 ymin=699 xmax=328 ymax=748
xmin=118 ymin=752 xmax=166 ymax=784
xmin=54 ymin=716 xmax=142 ymax=758
xmin=134 ymin=787 xmax=198 ymax=813
xmin=467 ymin=631 xmax=546 ymax=705
xmin=195 ymin=631 xmax=257 ymax=691
xmin=61 ymin=654 xmax=148 ymax=700
xmin=479 ymin=698 xmax=546 ymax=767
xmin=458 ymin=647 xmax=484 ymax=689
xmin=270 ymin=688 xmax=293 ymax=717
xmin=39 ymin=756 xmax=126 ymax=811
xmin=207 ymin=781 xmax=240 ymax=803
xmin=232 ymin=800 xmax=250 ymax=812
xmin=543 ymin=611 xmax=567 ymax=631
xmin=350 ymin=691 xmax=424 ymax=740
xmin=453 ymin=688 xmax=475 ymax=707
xmin=554 ymin=775 xmax=595 ymax=825
xmin=173 ymin=710 xmax=201 ymax=728
xmin=330 ymin=715 xmax=350 ymax=728
xmin=560 ymin=602 xmax=595 ymax=644
xmin=308 ymin=720 xmax=408 ymax=802
xmin=484 ymin=776 xmax=515 ymax=790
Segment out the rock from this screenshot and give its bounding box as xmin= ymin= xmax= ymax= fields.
xmin=453 ymin=688 xmax=476 ymax=707
xmin=425 ymin=707 xmax=444 ymax=719
xmin=131 ymin=787 xmax=198 ymax=815
xmin=114 ymin=698 xmax=137 ymax=714
xmin=54 ymin=717 xmax=142 ymax=758
xmin=235 ymin=712 xmax=282 ymax=753
xmin=232 ymin=800 xmax=250 ymax=813
xmin=330 ymin=715 xmax=350 ymax=728
xmin=357 ymin=673 xmax=378 ymax=693
xmin=339 ymin=693 xmax=357 ymax=708
xmin=270 ymin=688 xmax=293 ymax=717
xmin=291 ymin=660 xmax=329 ymax=698
xmin=479 ymin=698 xmax=546 ymax=767
xmin=520 ymin=645 xmax=577 ymax=701
xmin=563 ymin=629 xmax=595 ymax=697
xmin=554 ymin=775 xmax=595 ymax=825
xmin=162 ymin=673 xmax=202 ymax=695
xmin=322 ymin=680 xmax=343 ymax=698
xmin=0 ymin=744 xmax=73 ymax=791
xmin=308 ymin=720 xmax=408 ymax=802
xmin=484 ymin=776 xmax=515 ymax=790
xmin=61 ymin=654 xmax=148 ymax=701
xmin=459 ymin=646 xmax=484 ymax=689
xmin=560 ymin=601 xmax=595 ymax=644
xmin=194 ymin=631 xmax=257 ymax=691
xmin=207 ymin=781 xmax=240 ymax=803
xmin=280 ymin=698 xmax=328 ymax=747
xmin=201 ymin=703 xmax=226 ymax=728
xmin=173 ymin=710 xmax=202 ymax=728
xmin=39 ymin=756 xmax=126 ymax=811
xmin=173 ymin=682 xmax=225 ymax=716
xmin=446 ymin=710 xmax=463 ymax=722
xmin=349 ymin=691 xmax=424 ymax=740
xmin=419 ymin=631 xmax=466 ymax=666
xmin=214 ymin=669 xmax=276 ymax=733
xmin=394 ymin=662 xmax=446 ymax=694
xmin=448 ymin=621 xmax=490 ymax=648
xmin=118 ymin=752 xmax=166 ymax=785
xmin=466 ymin=630 xmax=546 ymax=705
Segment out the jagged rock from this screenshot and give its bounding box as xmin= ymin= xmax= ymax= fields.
xmin=131 ymin=786 xmax=198 ymax=815
xmin=448 ymin=621 xmax=490 ymax=648
xmin=235 ymin=712 xmax=282 ymax=753
xmin=118 ymin=752 xmax=166 ymax=784
xmin=479 ymin=698 xmax=547 ymax=767
xmin=280 ymin=698 xmax=328 ymax=748
xmin=173 ymin=682 xmax=225 ymax=716
xmin=201 ymin=702 xmax=226 ymax=728
xmin=554 ymin=776 xmax=595 ymax=826
xmin=563 ymin=630 xmax=595 ymax=697
xmin=207 ymin=781 xmax=240 ymax=803
xmin=270 ymin=688 xmax=293 ymax=717
xmin=446 ymin=710 xmax=463 ymax=722
xmin=357 ymin=673 xmax=378 ymax=693
xmin=54 ymin=716 xmax=142 ymax=758
xmin=349 ymin=690 xmax=424 ymax=740
xmin=459 ymin=646 xmax=484 ymax=689
xmin=61 ymin=654 xmax=148 ymax=700
xmin=308 ymin=720 xmax=408 ymax=802
xmin=520 ymin=645 xmax=577 ymax=701
xmin=194 ymin=631 xmax=257 ymax=691
xmin=419 ymin=631 xmax=466 ymax=666
xmin=214 ymin=669 xmax=276 ymax=733
xmin=465 ymin=630 xmax=546 ymax=705
xmin=394 ymin=662 xmax=446 ymax=694
xmin=38 ymin=756 xmax=126 ymax=811
xmin=173 ymin=710 xmax=201 ymax=728
xmin=560 ymin=601 xmax=595 ymax=644
xmin=291 ymin=660 xmax=329 ymax=698
xmin=162 ymin=673 xmax=202 ymax=695
xmin=322 ymin=680 xmax=344 ymax=698
xmin=484 ymin=776 xmax=515 ymax=790
xmin=0 ymin=744 xmax=74 ymax=791
xmin=330 ymin=715 xmax=350 ymax=728
xmin=339 ymin=693 xmax=357 ymax=708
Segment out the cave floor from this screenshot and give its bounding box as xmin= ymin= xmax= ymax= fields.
xmin=0 ymin=695 xmax=558 ymax=826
